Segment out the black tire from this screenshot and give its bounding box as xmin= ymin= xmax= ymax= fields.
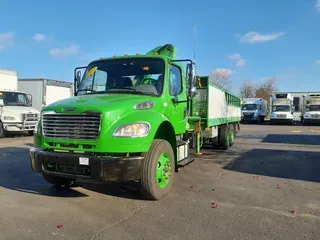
xmin=0 ymin=123 xmax=6 ymax=138
xmin=219 ymin=124 xmax=229 ymax=150
xmin=42 ymin=174 xmax=75 ymax=188
xmin=28 ymin=130 xmax=34 ymax=136
xmin=140 ymin=139 xmax=175 ymax=200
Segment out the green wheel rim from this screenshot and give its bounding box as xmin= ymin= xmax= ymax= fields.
xmin=156 ymin=152 xmax=172 ymax=188
xmin=226 ymin=128 xmax=230 ymax=146
xmin=230 ymin=127 xmax=234 ymax=143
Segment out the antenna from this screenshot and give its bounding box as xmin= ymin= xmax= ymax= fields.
xmin=193 ymin=24 xmax=196 ymax=63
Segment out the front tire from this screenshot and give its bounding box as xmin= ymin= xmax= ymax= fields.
xmin=140 ymin=139 xmax=175 ymax=200
xmin=42 ymin=174 xmax=75 ymax=188
xmin=0 ymin=123 xmax=6 ymax=138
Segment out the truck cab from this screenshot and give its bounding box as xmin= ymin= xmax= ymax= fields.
xmin=241 ymin=98 xmax=267 ymax=123
xmin=269 ymin=93 xmax=294 ymax=124
xmin=302 ymin=94 xmax=320 ymax=125
xmin=0 ymin=90 xmax=40 ymax=137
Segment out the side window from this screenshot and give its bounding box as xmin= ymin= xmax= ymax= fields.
xmin=170 ymin=65 xmax=182 ymax=96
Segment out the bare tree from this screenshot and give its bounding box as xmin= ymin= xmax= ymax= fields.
xmin=239 ymin=80 xmax=255 ymax=98
xmin=209 ymin=68 xmax=233 ymax=90
xmin=255 ymin=77 xmax=277 ymax=99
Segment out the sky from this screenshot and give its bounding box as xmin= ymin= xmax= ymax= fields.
xmin=0 ymin=0 xmax=320 ymax=94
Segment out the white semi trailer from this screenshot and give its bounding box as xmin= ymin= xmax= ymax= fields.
xmin=269 ymin=93 xmax=294 ymax=124
xmin=18 ymin=78 xmax=73 ymax=112
xmin=241 ymin=98 xmax=267 ymax=123
xmin=0 ymin=69 xmax=40 ymax=137
xmin=302 ymin=94 xmax=320 ymax=125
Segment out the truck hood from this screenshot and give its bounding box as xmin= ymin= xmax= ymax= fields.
xmin=1 ymin=106 xmax=40 ymax=121
xmin=44 ymin=93 xmax=158 ymax=113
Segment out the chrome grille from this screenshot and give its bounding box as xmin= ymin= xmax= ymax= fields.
xmin=42 ymin=113 xmax=101 ymax=140
xmin=276 ymin=114 xmax=286 ymax=118
xmin=22 ymin=113 xmax=39 ymax=121
xmin=311 ymin=114 xmax=320 ymax=119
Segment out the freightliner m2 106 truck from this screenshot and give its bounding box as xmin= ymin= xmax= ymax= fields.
xmin=269 ymin=93 xmax=294 ymax=124
xmin=0 ymin=69 xmax=40 ymax=137
xmin=241 ymin=98 xmax=267 ymax=123
xmin=302 ymin=94 xmax=320 ymax=125
xmin=29 ymin=44 xmax=241 ymax=200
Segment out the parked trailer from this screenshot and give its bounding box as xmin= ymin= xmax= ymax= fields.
xmin=18 ymin=79 xmax=73 ymax=112
xmin=269 ymin=93 xmax=294 ymax=124
xmin=0 ymin=69 xmax=40 ymax=137
xmin=240 ymin=98 xmax=267 ymax=123
xmin=29 ymin=44 xmax=241 ymax=200
xmin=302 ymin=94 xmax=320 ymax=125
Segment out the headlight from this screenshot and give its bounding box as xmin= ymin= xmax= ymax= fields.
xmin=4 ymin=116 xmax=15 ymax=120
xmin=270 ymin=112 xmax=276 ymax=118
xmin=113 ymin=122 xmax=150 ymax=137
xmin=304 ymin=112 xmax=311 ymax=118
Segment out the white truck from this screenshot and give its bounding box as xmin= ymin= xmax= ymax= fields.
xmin=0 ymin=69 xmax=40 ymax=137
xmin=241 ymin=98 xmax=267 ymax=123
xmin=18 ymin=78 xmax=74 ymax=112
xmin=302 ymin=94 xmax=320 ymax=125
xmin=269 ymin=93 xmax=294 ymax=124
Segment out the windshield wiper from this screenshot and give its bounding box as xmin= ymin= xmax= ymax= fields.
xmin=108 ymin=87 xmax=136 ymax=91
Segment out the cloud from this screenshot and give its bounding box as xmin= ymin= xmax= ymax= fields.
xmin=211 ymin=68 xmax=233 ymax=77
xmin=315 ymin=60 xmax=320 ymax=65
xmin=228 ymin=53 xmax=246 ymax=67
xmin=316 ymin=0 xmax=320 ymax=12
xmin=32 ymin=33 xmax=47 ymax=42
xmin=49 ymin=45 xmax=80 ymax=58
xmin=238 ymin=31 xmax=285 ymax=44
xmin=0 ymin=32 xmax=14 ymax=52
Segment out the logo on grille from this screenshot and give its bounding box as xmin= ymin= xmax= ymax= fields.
xmin=63 ymin=108 xmax=76 ymax=112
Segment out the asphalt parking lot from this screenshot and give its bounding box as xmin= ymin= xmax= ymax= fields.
xmin=1 ymin=124 xmax=320 ymax=240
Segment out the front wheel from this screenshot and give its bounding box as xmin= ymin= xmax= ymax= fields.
xmin=140 ymin=139 xmax=175 ymax=200
xmin=0 ymin=123 xmax=6 ymax=138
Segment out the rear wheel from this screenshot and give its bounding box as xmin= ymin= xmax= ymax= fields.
xmin=229 ymin=124 xmax=235 ymax=147
xmin=219 ymin=124 xmax=230 ymax=150
xmin=42 ymin=174 xmax=75 ymax=188
xmin=140 ymin=139 xmax=175 ymax=200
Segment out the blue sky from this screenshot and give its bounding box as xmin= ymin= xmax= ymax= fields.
xmin=0 ymin=0 xmax=320 ymax=94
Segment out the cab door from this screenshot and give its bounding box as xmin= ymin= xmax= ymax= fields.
xmin=166 ymin=64 xmax=188 ymax=134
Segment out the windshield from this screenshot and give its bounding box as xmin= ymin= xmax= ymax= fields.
xmin=242 ymin=104 xmax=257 ymax=110
xmin=306 ymin=105 xmax=320 ymax=112
xmin=77 ymin=58 xmax=165 ymax=96
xmin=273 ymin=105 xmax=291 ymax=112
xmin=0 ymin=91 xmax=30 ymax=107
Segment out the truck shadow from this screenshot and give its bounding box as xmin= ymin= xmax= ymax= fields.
xmin=262 ymin=134 xmax=320 ymax=145
xmin=0 ymin=146 xmax=147 ymax=200
xmin=223 ymin=148 xmax=320 ymax=183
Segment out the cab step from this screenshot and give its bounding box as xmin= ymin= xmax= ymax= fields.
xmin=177 ymin=157 xmax=194 ymax=167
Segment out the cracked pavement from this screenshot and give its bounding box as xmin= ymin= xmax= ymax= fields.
xmin=0 ymin=124 xmax=320 ymax=240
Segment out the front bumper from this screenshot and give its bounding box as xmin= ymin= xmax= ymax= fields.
xmin=303 ymin=119 xmax=320 ymax=124
xmin=3 ymin=121 xmax=38 ymax=132
xmin=269 ymin=118 xmax=293 ymax=124
xmin=29 ymin=148 xmax=144 ymax=182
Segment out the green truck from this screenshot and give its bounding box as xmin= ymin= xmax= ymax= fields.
xmin=30 ymin=44 xmax=241 ymax=200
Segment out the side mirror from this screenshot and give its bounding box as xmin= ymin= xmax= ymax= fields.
xmin=27 ymin=94 xmax=32 ymax=106
xmin=186 ymin=63 xmax=196 ymax=98
xmin=0 ymin=99 xmax=4 ymax=107
xmin=76 ymin=71 xmax=82 ymax=89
